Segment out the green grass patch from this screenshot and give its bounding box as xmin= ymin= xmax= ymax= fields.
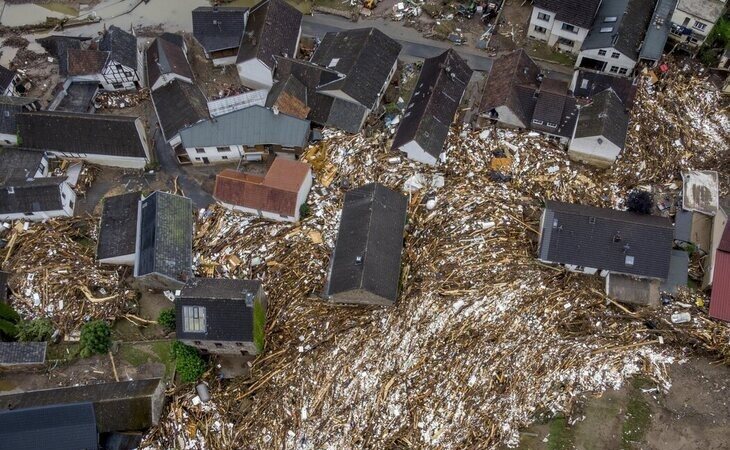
xmin=0 ymin=379 xmax=17 ymax=392
xmin=120 ymin=344 xmax=151 ymax=367
xmin=46 ymin=342 xmax=81 ymax=361
xmin=621 ymin=379 xmax=653 ymax=449
xmin=526 ymin=41 xmax=576 ymax=67
xmin=547 ymin=416 xmax=575 ymax=450
xmin=151 ymin=341 xmax=174 ymax=377
xmin=433 ymin=20 xmax=457 ymax=40
xmin=253 ymin=298 xmax=266 ymax=353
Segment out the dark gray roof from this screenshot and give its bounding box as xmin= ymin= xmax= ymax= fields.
xmin=54 ymin=81 xmax=98 ymax=113
xmin=98 ymin=25 xmax=138 ymax=70
xmin=533 ymin=0 xmax=602 ymax=28
xmin=0 ymin=147 xmax=45 ymax=184
xmin=0 ymin=341 xmax=47 ymax=365
xmin=574 ymin=89 xmax=628 ymax=149
xmin=572 ymin=70 xmax=637 ymax=107
xmin=539 ymin=201 xmax=673 ymax=279
xmin=325 ymin=98 xmax=368 ymax=133
xmin=0 ymin=65 xmax=16 ymax=91
xmin=17 ymin=111 xmax=147 ymax=158
xmin=159 ymin=32 xmax=184 ymax=48
xmin=0 ymin=378 xmax=163 ymax=433
xmin=179 ymin=105 xmax=310 ymax=149
xmin=192 ymin=6 xmax=248 ymax=53
xmin=581 ymin=0 xmax=656 ymax=60
xmin=136 ymin=191 xmax=193 ymax=282
xmin=146 ymin=37 xmax=193 ymax=88
xmin=640 ymin=0 xmax=678 ymax=61
xmin=176 ymin=278 xmax=262 ymax=342
xmin=0 ymin=94 xmax=36 ymax=128
xmin=236 ymin=0 xmax=302 ymax=69
xmin=0 ymin=177 xmax=66 ymax=215
xmin=311 ymin=28 xmax=401 ymax=110
xmin=532 ymin=79 xmax=569 ymax=126
xmin=97 ymin=192 xmax=141 ymax=261
xmin=273 ymin=56 xmax=341 ymax=127
xmin=151 ymin=79 xmax=208 ymax=141
xmin=0 ymin=403 xmax=97 ymax=450
xmin=326 ymin=183 xmax=408 ymax=303
xmin=660 ymin=249 xmax=689 ymax=294
xmin=392 ymin=49 xmax=472 ymax=159
xmin=36 ymin=35 xmax=88 ymax=76
xmin=0 ymin=270 xmax=8 ymax=303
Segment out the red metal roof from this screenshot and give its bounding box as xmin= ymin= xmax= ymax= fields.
xmin=718 ymin=221 xmax=730 ymax=252
xmin=710 ymin=225 xmax=730 ymax=322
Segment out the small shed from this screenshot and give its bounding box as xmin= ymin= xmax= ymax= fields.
xmin=0 ymin=341 xmax=47 ymax=370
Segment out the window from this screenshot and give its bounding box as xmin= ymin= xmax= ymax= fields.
xmin=580 ymin=79 xmax=589 ymax=89
xmin=195 ymin=148 xmax=206 ymax=154
xmin=604 ymin=16 xmax=617 ymax=23
xmin=222 ymin=156 xmax=228 ymax=160
xmin=598 ymin=49 xmax=607 ymax=56
xmin=557 ymin=37 xmax=574 ymax=46
xmin=693 ymin=21 xmax=707 ymax=31
xmin=625 ymin=255 xmax=635 ymax=267
xmin=61 ymin=192 xmax=66 ymax=199
xmin=537 ymin=12 xmax=550 ymax=21
xmin=216 ymin=146 xmax=231 ymax=153
xmin=561 ymin=23 xmax=577 ymax=33
xmin=618 ymin=68 xmax=628 ymax=75
xmin=600 ymin=27 xmax=613 ymax=33
xmin=183 ymin=306 xmax=206 ymax=333
xmin=112 ymin=83 xmax=123 ymax=89
xmin=532 ymin=119 xmax=544 ymax=125
xmin=589 ymin=217 xmax=596 ymax=224
xmin=195 ymin=157 xmax=201 ymax=161
xmin=194 ymin=341 xmax=202 ymax=345
xmin=69 ymin=200 xmax=74 ymax=209
xmin=609 ymin=66 xmax=619 ymax=73
xmin=214 ymin=343 xmax=223 ymax=348
xmin=124 ymin=72 xmax=131 ymax=78
xmin=235 ymin=343 xmax=244 ymax=347
xmin=116 ymin=64 xmax=123 ymax=70
xmin=611 ymin=52 xmax=620 ymax=59
xmin=546 ymin=122 xmax=557 ymax=128
xmin=534 ymin=25 xmax=547 ymax=34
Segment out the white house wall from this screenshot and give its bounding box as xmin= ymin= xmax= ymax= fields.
xmin=101 ymin=60 xmax=139 ymax=91
xmin=219 ymin=201 xmax=298 ymax=223
xmin=213 ymin=55 xmax=238 ymax=67
xmin=568 ymin=135 xmax=622 ymax=167
xmin=150 ymin=73 xmax=192 ymax=91
xmin=237 ymin=59 xmax=273 ymax=89
xmin=48 ymin=152 xmax=148 ymax=169
xmin=0 ymin=132 xmax=17 ymax=146
xmin=294 ymin=169 xmax=313 ymax=222
xmin=98 ymin=253 xmax=135 ymax=266
xmin=0 ymin=181 xmax=75 ymax=222
xmin=577 ymin=48 xmax=637 ymax=76
xmin=527 ymin=6 xmax=589 ymax=54
xmin=398 ymin=139 xmax=438 ymax=165
xmin=493 ymin=105 xmax=526 ymax=129
xmin=670 ymin=9 xmax=716 ymax=45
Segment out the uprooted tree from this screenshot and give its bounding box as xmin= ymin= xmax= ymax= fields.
xmin=626 ymin=190 xmax=654 ymax=215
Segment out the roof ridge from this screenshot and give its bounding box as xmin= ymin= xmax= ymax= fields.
xmin=358 ymin=183 xmax=379 ymax=290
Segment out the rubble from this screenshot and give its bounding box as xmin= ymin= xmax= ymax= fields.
xmin=95 ymin=89 xmax=151 ymax=109
xmin=139 ymin=69 xmax=729 ymax=449
xmin=1 ymin=218 xmax=136 ymax=334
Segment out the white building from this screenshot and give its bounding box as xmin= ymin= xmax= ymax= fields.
xmin=669 ymin=0 xmax=727 ymax=47
xmin=527 ymin=0 xmax=602 ymax=54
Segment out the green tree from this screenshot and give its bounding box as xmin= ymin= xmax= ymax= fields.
xmin=157 ymin=308 xmax=176 ymax=332
xmin=172 ymin=342 xmax=207 ymax=383
xmin=79 ymin=320 xmax=112 ymax=357
xmin=0 ymin=302 xmax=20 ymax=341
xmin=16 ymin=318 xmax=54 ymax=342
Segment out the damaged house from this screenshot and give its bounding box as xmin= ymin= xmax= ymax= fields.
xmin=0 ymin=65 xmax=22 ymax=97
xmin=538 ymin=201 xmax=674 ymax=306
xmin=96 ymin=191 xmax=142 ymax=266
xmin=192 ymin=6 xmax=249 ymax=66
xmin=134 ymin=191 xmax=193 ymax=290
xmin=176 ymin=278 xmax=267 ymax=355
xmin=235 ymin=0 xmax=302 ymax=89
xmin=273 ymin=27 xmax=401 ymax=133
xmin=178 ymin=105 xmax=311 ymax=164
xmin=145 ymin=34 xmax=193 ymax=91
xmin=478 ymin=49 xmax=578 ymax=144
xmin=214 ymin=157 xmax=312 ymax=222
xmin=0 ymin=147 xmax=75 ymax=222
xmin=325 ymin=183 xmax=408 ymax=306
xmin=575 ymin=0 xmax=655 ymax=77
xmin=391 ymin=49 xmax=473 ymax=165
xmin=150 ymin=79 xmax=209 ymax=149
xmin=568 ymin=88 xmax=629 ymax=167
xmin=17 ymin=111 xmax=151 ymax=169
xmin=66 ymin=25 xmax=141 ymax=91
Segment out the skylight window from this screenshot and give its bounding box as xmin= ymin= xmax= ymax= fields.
xmin=604 ymin=16 xmax=617 ymax=22
xmin=600 ymin=27 xmax=613 ymax=33
xmin=625 ymin=255 xmax=635 ymax=267
xmin=328 ymin=58 xmax=340 ymax=68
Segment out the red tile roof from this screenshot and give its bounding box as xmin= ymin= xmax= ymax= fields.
xmin=214 ymin=158 xmax=310 ymax=217
xmin=710 ymin=223 xmax=730 ymax=322
xmin=67 ymin=49 xmax=109 ymax=76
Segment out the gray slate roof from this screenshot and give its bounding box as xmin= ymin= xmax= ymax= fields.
xmin=0 ymin=147 xmax=45 ymax=184
xmin=136 ymin=191 xmax=193 ymax=282
xmin=640 ymin=0 xmax=679 ymax=61
xmin=0 ymin=378 xmax=163 ymax=433
xmin=146 ymin=37 xmax=193 ymax=88
xmin=312 ymin=28 xmax=401 ymax=110
xmin=99 ymin=25 xmax=138 ymax=70
xmin=0 ymin=93 xmax=35 ymax=133
xmin=0 ymin=270 xmax=8 ymax=303
xmin=151 ymin=79 xmax=209 ymax=142
xmin=0 ymin=177 xmax=67 ymax=216
xmin=326 ymin=183 xmax=408 ymax=303
xmin=0 ymin=341 xmax=47 ymax=365
xmin=572 ymin=70 xmax=637 ymax=107
xmin=176 ymin=278 xmax=262 ymax=342
xmin=17 ymin=111 xmax=147 ymax=158
xmin=581 ymin=0 xmax=656 ymax=60
xmin=0 ymin=403 xmax=98 ymax=450
xmin=236 ymin=0 xmax=302 ymax=69
xmin=532 ymin=0 xmax=602 ymax=28
xmin=97 ymin=191 xmax=141 ymax=261
xmin=0 ymin=65 xmax=16 ymax=91
xmin=192 ymin=6 xmax=248 ymax=53
xmin=179 ymin=105 xmax=310 ymax=149
xmin=392 ymin=49 xmax=472 ymax=160
xmin=539 ymin=201 xmax=673 ymax=279
xmin=573 ymin=89 xmax=628 ymax=149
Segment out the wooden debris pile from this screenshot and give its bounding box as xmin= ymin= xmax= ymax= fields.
xmin=142 ymin=72 xmax=728 ymax=449
xmin=95 ymin=89 xmax=151 ymax=109
xmin=1 ymin=218 xmax=136 ymax=333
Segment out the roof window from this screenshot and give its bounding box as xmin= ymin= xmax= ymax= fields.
xmin=625 ymin=255 xmax=635 ymax=267
xmin=604 ymin=17 xmax=617 ymax=23
xmin=600 ymin=27 xmax=613 ymax=33
xmin=328 ymin=58 xmax=340 ymax=68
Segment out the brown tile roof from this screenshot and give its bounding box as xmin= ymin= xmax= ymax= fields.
xmin=67 ymin=49 xmax=109 ymax=76
xmin=479 ymin=49 xmax=540 ymax=126
xmin=214 ymin=158 xmax=311 ymax=217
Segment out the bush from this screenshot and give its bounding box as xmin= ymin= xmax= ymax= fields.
xmin=172 ymin=341 xmax=207 ymax=383
xmin=157 ymin=308 xmax=176 ymax=332
xmin=79 ymin=320 xmax=112 ymax=357
xmin=626 ymin=190 xmax=653 ymax=215
xmin=299 ymin=203 xmax=311 ymax=219
xmin=16 ymin=318 xmax=54 ymax=342
xmin=0 ymin=302 xmax=20 ymax=341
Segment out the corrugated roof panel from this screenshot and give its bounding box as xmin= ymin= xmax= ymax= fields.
xmin=710 ymin=249 xmax=730 ymax=322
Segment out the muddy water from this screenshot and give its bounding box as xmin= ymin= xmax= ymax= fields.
xmin=0 ymin=1 xmax=74 ymax=27
xmin=0 ymin=39 xmax=45 ymax=66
